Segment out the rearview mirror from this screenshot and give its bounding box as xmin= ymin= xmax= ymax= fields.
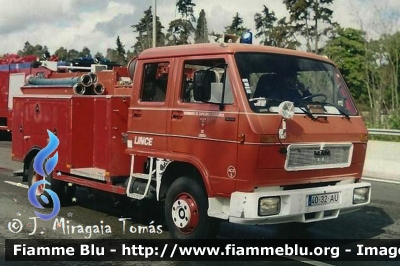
xmin=193 ymin=70 xmax=214 ymax=102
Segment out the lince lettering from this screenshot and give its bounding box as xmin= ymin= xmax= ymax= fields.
xmin=134 ymin=136 xmax=153 ymax=146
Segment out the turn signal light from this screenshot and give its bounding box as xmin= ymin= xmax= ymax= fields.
xmin=360 ymin=133 xmax=368 ymax=142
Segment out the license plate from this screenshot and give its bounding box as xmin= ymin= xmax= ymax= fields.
xmin=307 ymin=192 xmax=340 ymax=206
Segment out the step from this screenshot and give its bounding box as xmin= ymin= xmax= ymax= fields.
xmin=127 ymin=193 xmax=146 ymax=200
xmin=70 ymin=167 xmax=106 ymax=181
xmin=131 ymin=173 xmax=150 ymax=180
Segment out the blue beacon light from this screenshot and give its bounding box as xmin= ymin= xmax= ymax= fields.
xmin=240 ymin=31 xmax=253 ymax=44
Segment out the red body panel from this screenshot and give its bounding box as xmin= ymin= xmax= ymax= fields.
xmin=12 ymin=96 xmax=131 ymax=178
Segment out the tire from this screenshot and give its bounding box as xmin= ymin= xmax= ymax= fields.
xmin=165 ymin=176 xmax=219 ymax=239
xmin=28 ymin=158 xmax=53 ymax=208
xmin=27 ymin=158 xmax=76 ymax=207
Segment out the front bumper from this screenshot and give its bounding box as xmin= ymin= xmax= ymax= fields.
xmin=209 ymin=181 xmax=371 ymax=225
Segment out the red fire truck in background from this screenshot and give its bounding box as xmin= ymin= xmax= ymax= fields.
xmin=0 ymin=55 xmax=42 ymax=137
xmin=10 ymin=43 xmax=371 ymax=239
xmin=0 ymin=54 xmax=73 ymax=138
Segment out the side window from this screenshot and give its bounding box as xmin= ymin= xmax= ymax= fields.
xmin=141 ymin=62 xmax=169 ymax=102
xmin=181 ymin=59 xmax=234 ymax=104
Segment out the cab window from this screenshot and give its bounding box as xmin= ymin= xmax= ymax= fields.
xmin=141 ymin=62 xmax=169 ymax=102
xmin=181 ymin=59 xmax=233 ymax=104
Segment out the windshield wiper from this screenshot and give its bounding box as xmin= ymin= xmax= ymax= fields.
xmin=323 ymin=102 xmax=350 ymax=120
xmin=296 ymin=102 xmax=316 ymax=120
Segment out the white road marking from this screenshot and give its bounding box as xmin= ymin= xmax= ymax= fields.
xmin=362 ymin=177 xmax=400 ymax=185
xmin=4 ymin=180 xmax=28 ymax=189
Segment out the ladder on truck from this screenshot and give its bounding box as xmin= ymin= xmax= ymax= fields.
xmin=126 ymin=155 xmax=155 ymax=200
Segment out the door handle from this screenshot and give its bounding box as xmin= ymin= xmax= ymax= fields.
xmin=172 ymin=111 xmax=184 ymax=119
xmin=132 ymin=110 xmax=142 ymax=118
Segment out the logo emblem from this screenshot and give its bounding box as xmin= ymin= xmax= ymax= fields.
xmin=227 ymin=166 xmax=236 ymax=178
xmin=199 ymin=117 xmax=207 ymax=137
xmin=314 ymin=149 xmax=331 ymax=156
xmin=27 ymin=130 xmax=60 ymax=221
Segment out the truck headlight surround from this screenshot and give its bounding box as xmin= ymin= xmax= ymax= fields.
xmin=353 ymin=187 xmax=370 ymax=204
xmin=258 ymin=196 xmax=281 ymax=216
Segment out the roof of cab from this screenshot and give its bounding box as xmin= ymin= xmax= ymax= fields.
xmin=137 ymin=43 xmax=334 ymax=64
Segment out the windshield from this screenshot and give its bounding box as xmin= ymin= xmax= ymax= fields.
xmin=235 ymin=52 xmax=357 ymax=116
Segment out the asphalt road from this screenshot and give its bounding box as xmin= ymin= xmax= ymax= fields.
xmin=1 ymin=140 xmax=400 ymax=266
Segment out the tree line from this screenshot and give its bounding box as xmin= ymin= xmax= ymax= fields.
xmin=3 ymin=0 xmax=400 ymax=129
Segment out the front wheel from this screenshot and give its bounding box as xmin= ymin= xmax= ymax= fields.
xmin=165 ymin=176 xmax=219 ymax=239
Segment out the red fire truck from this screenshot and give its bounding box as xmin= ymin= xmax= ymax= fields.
xmin=0 ymin=57 xmax=34 ymax=136
xmin=11 ymin=43 xmax=371 ymax=239
xmin=0 ymin=55 xmax=66 ymax=138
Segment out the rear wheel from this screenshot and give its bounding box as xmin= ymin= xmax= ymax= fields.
xmin=27 ymin=158 xmax=76 ymax=206
xmin=28 ymin=158 xmax=53 ymax=207
xmin=165 ymin=176 xmax=219 ymax=239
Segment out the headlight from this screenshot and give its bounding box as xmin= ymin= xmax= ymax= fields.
xmin=258 ymin=197 xmax=280 ymax=216
xmin=353 ymin=187 xmax=370 ymax=204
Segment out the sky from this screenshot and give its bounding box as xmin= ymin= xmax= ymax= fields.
xmin=0 ymin=0 xmax=399 ymax=57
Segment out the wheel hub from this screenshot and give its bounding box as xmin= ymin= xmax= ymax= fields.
xmin=171 ymin=193 xmax=199 ymax=233
xmin=32 ymin=172 xmax=45 ymax=196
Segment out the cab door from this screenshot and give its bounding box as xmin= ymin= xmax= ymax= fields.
xmin=128 ymin=59 xmax=174 ymax=152
xmin=168 ymin=56 xmax=239 ymax=195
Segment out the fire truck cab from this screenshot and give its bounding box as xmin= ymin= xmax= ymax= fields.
xmin=12 ymin=43 xmax=371 ymax=239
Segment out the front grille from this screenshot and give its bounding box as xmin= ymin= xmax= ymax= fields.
xmin=285 ymin=143 xmax=353 ymax=171
xmin=282 ymin=181 xmax=338 ymax=190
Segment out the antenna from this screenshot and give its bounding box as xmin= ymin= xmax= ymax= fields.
xmin=152 ymin=0 xmax=157 ymax=48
